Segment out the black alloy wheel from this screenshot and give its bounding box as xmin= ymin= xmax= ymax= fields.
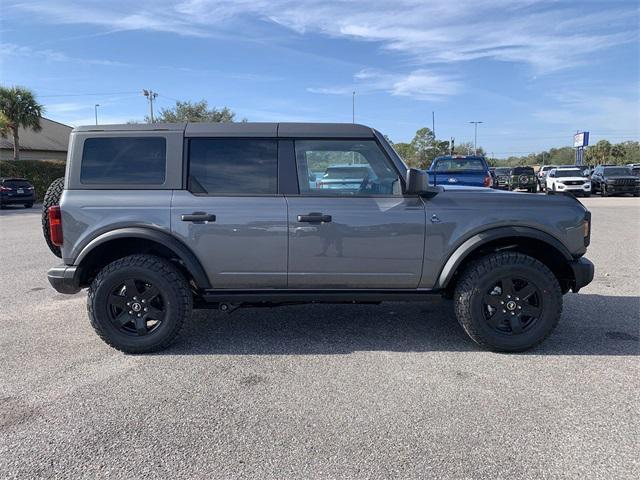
xmin=481 ymin=276 xmax=542 ymax=335
xmin=107 ymin=279 xmax=166 ymax=336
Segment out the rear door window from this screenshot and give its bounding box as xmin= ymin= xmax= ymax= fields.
xmin=188 ymin=138 xmax=277 ymax=194
xmin=80 ymin=137 xmax=166 ymax=184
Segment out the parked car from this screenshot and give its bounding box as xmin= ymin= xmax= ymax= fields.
xmin=0 ymin=178 xmax=35 ymax=208
xmin=492 ymin=167 xmax=511 ymax=189
xmin=316 ymin=164 xmax=378 ymax=192
xmin=537 ymin=165 xmax=556 ymax=192
xmin=44 ymin=122 xmax=593 ymax=354
xmin=590 ymin=165 xmax=640 ymax=197
xmin=509 ymin=166 xmax=537 ymax=193
xmin=428 ymin=155 xmax=491 ymax=187
xmin=546 ymin=167 xmax=591 ymax=196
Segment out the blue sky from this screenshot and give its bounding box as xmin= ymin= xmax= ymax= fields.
xmin=1 ymin=0 xmax=638 ymax=157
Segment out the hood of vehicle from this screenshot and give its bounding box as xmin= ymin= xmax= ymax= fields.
xmin=555 ymin=176 xmax=588 ymax=182
xmin=604 ymin=175 xmax=638 ymax=180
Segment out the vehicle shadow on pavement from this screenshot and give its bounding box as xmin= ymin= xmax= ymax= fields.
xmin=0 ymin=204 xmax=42 ymax=216
xmin=161 ymin=294 xmax=639 ymax=356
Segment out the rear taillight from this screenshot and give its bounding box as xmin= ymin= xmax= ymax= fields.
xmin=48 ymin=205 xmax=63 ymax=246
xmin=483 ymin=175 xmax=492 ymax=187
xmin=0 ymin=186 xmax=11 ymax=191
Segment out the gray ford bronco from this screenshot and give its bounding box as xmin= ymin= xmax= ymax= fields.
xmin=45 ymin=122 xmax=594 ymax=353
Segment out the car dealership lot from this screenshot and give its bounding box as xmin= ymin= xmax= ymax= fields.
xmin=1 ymin=198 xmax=638 ymax=479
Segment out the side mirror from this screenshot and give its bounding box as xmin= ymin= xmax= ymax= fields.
xmin=405 ymin=168 xmax=429 ymax=194
xmin=308 ymin=173 xmax=317 ymax=182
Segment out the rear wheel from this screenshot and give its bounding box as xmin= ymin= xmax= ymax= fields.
xmin=41 ymin=177 xmax=65 ymax=257
xmin=87 ymin=254 xmax=192 ymax=353
xmin=453 ymin=252 xmax=562 ymax=352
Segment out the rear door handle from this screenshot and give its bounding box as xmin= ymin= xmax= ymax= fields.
xmin=297 ymin=213 xmax=332 ymax=223
xmin=181 ymin=212 xmax=216 ymax=223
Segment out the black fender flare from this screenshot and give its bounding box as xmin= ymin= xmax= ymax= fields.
xmin=436 ymin=226 xmax=573 ymax=289
xmin=73 ymin=227 xmax=212 ymax=289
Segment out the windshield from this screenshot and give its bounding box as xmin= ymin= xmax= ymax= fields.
xmin=433 ymin=158 xmax=485 ymax=172
xmin=495 ymin=168 xmax=510 ymax=175
xmin=2 ymin=179 xmax=32 ymax=188
xmin=604 ymin=167 xmax=632 ymax=176
xmin=324 ymin=166 xmax=373 ymax=179
xmin=556 ymin=169 xmax=582 ymax=177
xmin=541 ymin=166 xmax=554 ymax=172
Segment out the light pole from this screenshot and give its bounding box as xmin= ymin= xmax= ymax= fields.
xmin=352 ymin=91 xmax=356 ymax=123
xmin=432 ymin=111 xmax=435 ymax=137
xmin=143 ymin=89 xmax=158 ymax=123
xmin=94 ymin=104 xmax=100 ymax=125
xmin=469 ymin=121 xmax=483 ymax=154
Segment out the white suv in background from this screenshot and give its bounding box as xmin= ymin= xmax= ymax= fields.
xmin=537 ymin=165 xmax=556 ymax=191
xmin=546 ymin=167 xmax=591 ymax=197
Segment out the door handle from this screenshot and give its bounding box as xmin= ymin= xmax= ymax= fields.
xmin=181 ymin=212 xmax=216 ymax=223
xmin=297 ymin=213 xmax=332 ymax=223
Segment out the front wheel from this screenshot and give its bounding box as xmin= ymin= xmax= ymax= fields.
xmin=87 ymin=254 xmax=192 ymax=353
xmin=453 ymin=252 xmax=563 ymax=352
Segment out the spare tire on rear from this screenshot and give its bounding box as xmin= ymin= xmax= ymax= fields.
xmin=42 ymin=177 xmax=65 ymax=258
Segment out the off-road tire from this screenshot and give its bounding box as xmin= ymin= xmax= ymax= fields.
xmin=453 ymin=251 xmax=563 ymax=352
xmin=41 ymin=177 xmax=65 ymax=257
xmin=87 ymin=254 xmax=192 ymax=353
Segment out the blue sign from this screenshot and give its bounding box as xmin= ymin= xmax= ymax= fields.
xmin=573 ymin=131 xmax=589 ymax=148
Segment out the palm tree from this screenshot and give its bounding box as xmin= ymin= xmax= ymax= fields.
xmin=0 ymin=86 xmax=44 ymax=160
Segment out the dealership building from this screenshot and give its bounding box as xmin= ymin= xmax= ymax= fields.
xmin=0 ymin=117 xmax=72 ymax=161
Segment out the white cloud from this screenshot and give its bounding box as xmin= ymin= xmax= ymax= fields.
xmin=308 ymin=69 xmax=461 ymax=101
xmin=533 ymin=89 xmax=640 ymax=136
xmin=9 ymin=1 xmax=637 ymax=73
xmin=0 ymin=42 xmax=128 ymax=67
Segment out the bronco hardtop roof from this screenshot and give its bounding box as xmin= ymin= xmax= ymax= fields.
xmin=72 ymin=122 xmax=376 ymax=138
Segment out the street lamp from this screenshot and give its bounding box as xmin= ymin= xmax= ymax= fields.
xmin=352 ymin=91 xmax=356 ymax=124
xmin=469 ymin=121 xmax=483 ymax=155
xmin=94 ymin=104 xmax=100 ymax=125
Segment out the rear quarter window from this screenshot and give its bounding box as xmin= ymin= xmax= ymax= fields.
xmin=80 ymin=137 xmax=166 ymax=185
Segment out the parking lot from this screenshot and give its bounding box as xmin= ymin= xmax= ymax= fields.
xmin=0 ymin=197 xmax=638 ymax=479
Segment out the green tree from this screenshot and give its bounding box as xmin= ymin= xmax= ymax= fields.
xmin=0 ymin=86 xmax=44 ymax=160
xmin=610 ymin=144 xmax=625 ymax=164
xmin=454 ymin=141 xmax=484 ymax=156
xmin=152 ymin=100 xmax=241 ymax=123
xmin=408 ymin=127 xmax=450 ymax=169
xmin=393 ymin=142 xmax=417 ymax=165
xmin=0 ymin=111 xmax=10 ymax=137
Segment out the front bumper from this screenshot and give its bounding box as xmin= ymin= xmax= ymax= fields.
xmin=569 ymin=257 xmax=594 ymax=292
xmin=555 ymin=183 xmax=591 ymax=194
xmin=605 ymin=184 xmax=640 ymax=194
xmin=48 ymin=264 xmax=81 ymax=294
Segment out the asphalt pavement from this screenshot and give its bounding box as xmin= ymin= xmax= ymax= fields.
xmin=0 ymin=197 xmax=638 ymax=479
